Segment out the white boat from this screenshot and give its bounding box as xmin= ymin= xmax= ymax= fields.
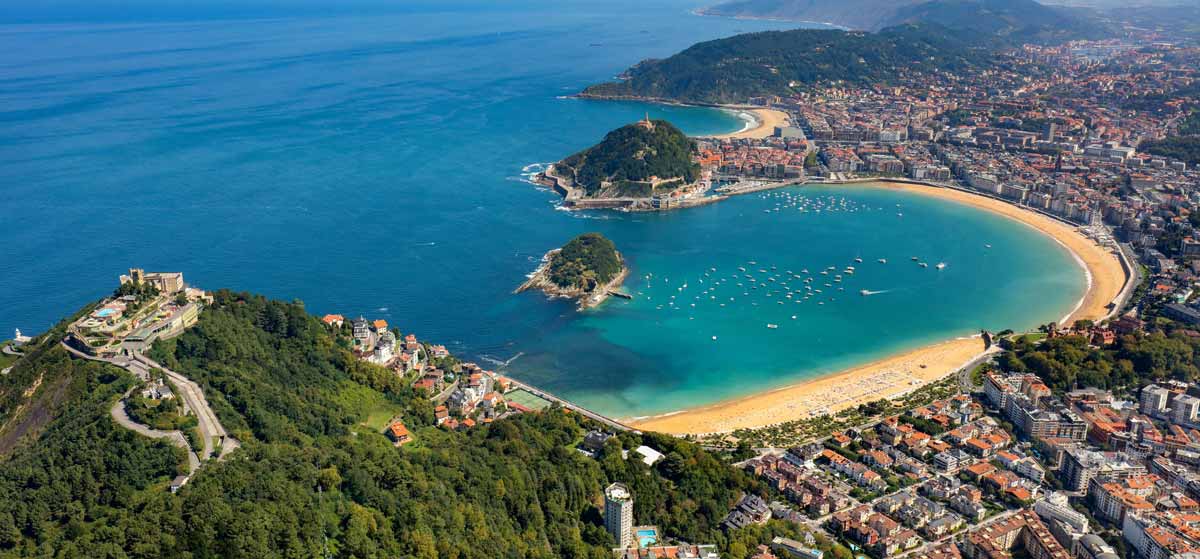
xmin=860 ymin=289 xmax=871 ymax=296
xmin=854 ymin=257 xmax=863 ymax=263
xmin=919 ymin=262 xmax=929 ymax=268
xmin=878 ymin=258 xmax=887 ymax=264
xmin=911 ymin=256 xmax=919 ymax=261
xmin=936 ymin=262 xmax=946 ymax=269
xmin=767 ymin=324 xmax=779 ymax=329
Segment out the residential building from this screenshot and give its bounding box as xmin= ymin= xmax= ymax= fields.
xmin=605 ymin=483 xmax=634 ymax=549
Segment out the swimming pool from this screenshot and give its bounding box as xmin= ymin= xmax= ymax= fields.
xmin=96 ymin=308 xmax=116 ymax=318
xmin=636 ymin=527 xmax=658 ymax=547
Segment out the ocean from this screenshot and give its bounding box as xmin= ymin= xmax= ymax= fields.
xmin=0 ymin=0 xmax=1084 ymax=418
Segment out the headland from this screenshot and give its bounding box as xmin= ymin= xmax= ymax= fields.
xmin=628 ymin=180 xmax=1130 ymax=435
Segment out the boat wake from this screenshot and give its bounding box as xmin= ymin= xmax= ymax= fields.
xmin=479 ymin=352 xmax=524 ymax=368
xmin=859 ymin=289 xmax=890 ymax=296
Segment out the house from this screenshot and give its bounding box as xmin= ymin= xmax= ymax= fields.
xmin=321 ymin=314 xmax=345 ymax=328
xmin=864 ymin=450 xmax=895 ymax=469
xmin=386 ymin=420 xmax=413 ymax=447
xmin=581 ymin=430 xmax=614 ymax=455
xmin=170 ymin=475 xmax=190 ymax=494
xmin=723 ymin=493 xmax=772 ymax=530
xmin=433 ymin=405 xmax=449 ymax=425
xmin=351 ymin=317 xmax=371 ymax=343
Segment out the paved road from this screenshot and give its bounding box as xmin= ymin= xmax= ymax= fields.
xmin=2 ymin=344 xmax=22 ymax=356
xmin=109 ymin=387 xmax=200 ymax=474
xmin=61 ymin=341 xmax=239 ymax=465
xmin=136 ymin=354 xmax=238 ymax=460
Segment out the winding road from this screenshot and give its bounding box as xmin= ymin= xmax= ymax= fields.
xmin=62 ymin=340 xmax=238 ymax=473
xmin=109 ymin=387 xmax=201 ymax=473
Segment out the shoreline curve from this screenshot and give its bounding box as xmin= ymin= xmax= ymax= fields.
xmin=628 ymin=180 xmax=1129 ymax=436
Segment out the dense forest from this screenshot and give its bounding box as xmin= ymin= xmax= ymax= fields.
xmin=0 ymin=290 xmax=818 ymax=558
xmin=581 ymin=24 xmax=989 ymax=103
xmin=547 ymin=233 xmax=624 ymax=292
xmin=558 ymin=120 xmax=700 ymax=197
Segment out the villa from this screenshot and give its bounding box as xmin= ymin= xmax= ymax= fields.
xmin=386 ymin=420 xmax=413 ymax=447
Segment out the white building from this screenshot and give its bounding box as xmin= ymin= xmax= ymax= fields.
xmin=1035 ymin=492 xmax=1089 ymax=534
xmin=1172 ymin=394 xmax=1200 ymax=425
xmin=605 ymin=482 xmax=634 ymax=549
xmin=1141 ymin=385 xmax=1170 ymax=416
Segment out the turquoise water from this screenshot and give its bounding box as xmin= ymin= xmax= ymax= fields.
xmin=637 ymin=528 xmax=658 ymax=547
xmin=512 ymin=185 xmax=1084 ymax=417
xmin=0 ymin=1 xmax=1084 ymax=418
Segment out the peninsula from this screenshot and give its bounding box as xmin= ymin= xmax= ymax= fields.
xmin=535 ymin=116 xmax=721 ymax=211
xmin=517 ymin=232 xmax=630 ymax=309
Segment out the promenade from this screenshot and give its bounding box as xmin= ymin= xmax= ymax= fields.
xmin=504 ymin=376 xmax=639 ymax=434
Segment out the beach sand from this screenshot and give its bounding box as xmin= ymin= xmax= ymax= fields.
xmin=629 ymin=181 xmax=1129 ymax=435
xmin=711 ymin=108 xmax=789 ymax=139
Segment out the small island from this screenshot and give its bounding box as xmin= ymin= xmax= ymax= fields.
xmin=517 ymin=233 xmax=630 ymax=309
xmin=536 ymin=116 xmax=720 ymax=211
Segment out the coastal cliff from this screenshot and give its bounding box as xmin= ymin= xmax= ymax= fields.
xmin=517 ymin=233 xmax=629 ymax=310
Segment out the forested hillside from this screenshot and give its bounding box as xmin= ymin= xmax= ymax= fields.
xmin=557 ymin=120 xmax=700 ymax=197
xmin=0 ymin=290 xmax=825 ymax=558
xmin=581 ymin=24 xmax=988 ymax=104
xmin=548 ymin=233 xmax=624 ymax=292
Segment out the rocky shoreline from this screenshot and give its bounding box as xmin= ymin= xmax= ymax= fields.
xmin=516 ymin=249 xmax=630 ymax=310
xmin=533 ymin=165 xmax=726 ymax=212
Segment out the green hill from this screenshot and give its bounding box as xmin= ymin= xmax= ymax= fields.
xmin=547 ymin=233 xmax=624 ymax=292
xmin=0 ymin=290 xmax=839 ymax=557
xmin=890 ymin=0 xmax=1112 ymax=44
xmin=556 ymin=119 xmax=700 ymax=197
xmin=581 ymin=24 xmax=988 ymax=104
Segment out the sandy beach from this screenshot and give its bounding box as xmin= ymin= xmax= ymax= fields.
xmin=630 ymin=181 xmax=1129 ymax=435
xmin=711 ymin=108 xmax=790 ymax=139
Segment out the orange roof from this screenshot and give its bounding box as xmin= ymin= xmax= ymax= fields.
xmin=388 ymin=421 xmax=410 ymax=439
xmin=321 ymin=314 xmax=344 ymax=324
xmin=373 ymin=319 xmax=388 ymax=331
xmin=966 ymin=462 xmax=996 ymax=477
xmin=1006 ymin=487 xmax=1033 ymax=501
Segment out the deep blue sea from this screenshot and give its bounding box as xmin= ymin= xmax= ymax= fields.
xmin=0 ymin=1 xmax=1085 ymax=417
